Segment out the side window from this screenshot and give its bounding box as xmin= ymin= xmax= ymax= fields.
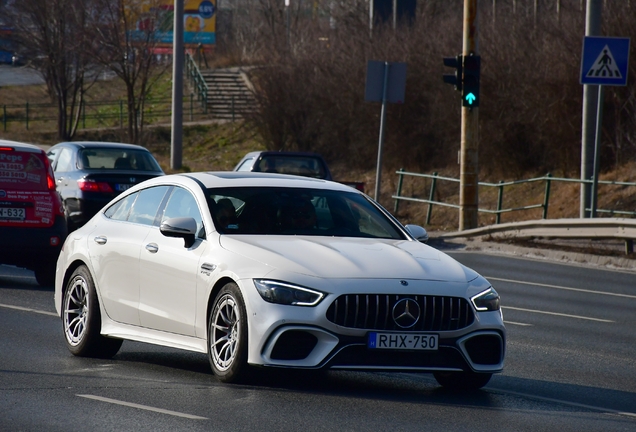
xmin=104 ymin=193 xmax=138 ymax=221
xmin=162 ymin=187 xmax=204 ymax=238
xmin=54 ymin=148 xmax=74 ymax=172
xmin=236 ymin=157 xmax=255 ymax=171
xmin=46 ymin=148 xmax=59 ymax=166
xmin=128 ymin=186 xmax=170 ymax=226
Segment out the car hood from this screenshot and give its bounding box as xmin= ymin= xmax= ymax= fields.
xmin=219 ymin=236 xmax=477 ymax=282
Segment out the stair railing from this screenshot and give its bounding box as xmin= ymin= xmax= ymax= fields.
xmin=185 ymin=52 xmax=208 ymax=113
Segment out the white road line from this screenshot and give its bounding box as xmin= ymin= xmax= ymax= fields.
xmin=0 ymin=303 xmax=57 ymax=317
xmin=486 ymin=276 xmax=636 ymax=300
xmin=502 ymin=306 xmax=614 ymax=323
xmin=77 ymin=394 xmax=208 ymax=420
xmin=504 ymin=320 xmax=533 ymax=326
xmin=487 ymin=388 xmax=636 ymax=419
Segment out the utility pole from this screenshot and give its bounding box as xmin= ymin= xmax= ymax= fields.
xmin=580 ymin=0 xmax=602 ymax=217
xmin=171 ymin=0 xmax=184 ymax=170
xmin=459 ymin=0 xmax=479 ymax=230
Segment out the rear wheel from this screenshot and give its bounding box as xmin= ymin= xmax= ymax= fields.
xmin=62 ymin=265 xmax=122 ymax=358
xmin=433 ymin=371 xmax=492 ymax=390
xmin=208 ymin=282 xmax=249 ymax=383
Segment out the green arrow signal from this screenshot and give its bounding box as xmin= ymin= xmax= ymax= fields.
xmin=465 ymin=93 xmax=476 ymax=105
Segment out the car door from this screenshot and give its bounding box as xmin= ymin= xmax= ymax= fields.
xmin=138 ymin=186 xmax=207 ymax=336
xmin=87 ymin=186 xmax=169 ymax=325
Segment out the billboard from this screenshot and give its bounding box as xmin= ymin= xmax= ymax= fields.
xmin=131 ymin=0 xmax=216 ymax=47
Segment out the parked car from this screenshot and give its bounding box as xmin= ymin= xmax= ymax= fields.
xmin=54 ymin=172 xmax=505 ymax=390
xmin=0 ymin=139 xmax=67 ymax=286
xmin=46 ymin=141 xmax=164 ymax=231
xmin=234 ymin=151 xmax=365 ymax=192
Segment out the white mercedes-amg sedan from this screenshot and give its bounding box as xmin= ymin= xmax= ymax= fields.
xmin=54 ymin=172 xmax=505 ymax=390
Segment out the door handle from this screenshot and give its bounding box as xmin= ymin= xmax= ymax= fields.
xmin=145 ymin=243 xmax=159 ymax=253
xmin=93 ymin=236 xmax=107 ymax=245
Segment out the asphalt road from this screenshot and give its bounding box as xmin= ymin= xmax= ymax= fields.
xmin=1 ymin=252 xmax=635 ymax=431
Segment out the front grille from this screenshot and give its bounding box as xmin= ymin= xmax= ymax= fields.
xmin=326 ymin=294 xmax=474 ymax=331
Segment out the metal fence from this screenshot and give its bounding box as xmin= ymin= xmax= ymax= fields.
xmin=1 ymin=95 xmax=210 ymax=132
xmin=393 ymin=169 xmax=636 ymax=224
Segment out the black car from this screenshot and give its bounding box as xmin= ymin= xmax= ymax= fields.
xmin=0 ymin=139 xmax=67 ymax=286
xmin=47 ymin=141 xmax=164 ymax=231
xmin=234 ymin=151 xmax=333 ymax=180
xmin=234 ymin=151 xmax=365 ymax=192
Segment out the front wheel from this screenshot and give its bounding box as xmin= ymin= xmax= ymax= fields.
xmin=433 ymin=371 xmax=492 ymax=390
xmin=208 ymin=282 xmax=249 ymax=383
xmin=62 ymin=265 xmax=122 ymax=358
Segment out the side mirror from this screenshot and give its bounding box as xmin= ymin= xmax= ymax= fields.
xmin=404 ymin=224 xmax=429 ymax=243
xmin=160 ymin=217 xmax=197 ymax=248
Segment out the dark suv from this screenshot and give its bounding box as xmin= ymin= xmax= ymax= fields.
xmin=0 ymin=140 xmax=67 ymax=286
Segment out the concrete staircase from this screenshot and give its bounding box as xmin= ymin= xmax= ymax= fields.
xmin=200 ymin=67 xmax=257 ymax=120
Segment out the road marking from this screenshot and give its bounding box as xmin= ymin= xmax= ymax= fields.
xmin=486 ymin=276 xmax=636 ymax=300
xmin=77 ymin=395 xmax=208 ymax=420
xmin=502 ymin=306 xmax=614 ymax=323
xmin=504 ymin=320 xmax=533 ymax=326
xmin=0 ymin=303 xmax=57 ymax=317
xmin=487 ymin=388 xmax=636 ymax=419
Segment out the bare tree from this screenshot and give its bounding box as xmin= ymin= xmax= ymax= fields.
xmin=90 ymin=0 xmax=172 ymax=144
xmin=6 ymin=0 xmax=97 ymax=140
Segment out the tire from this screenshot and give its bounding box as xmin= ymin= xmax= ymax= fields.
xmin=34 ymin=261 xmax=56 ymax=287
xmin=208 ymin=282 xmax=249 ymax=383
xmin=433 ymin=371 xmax=492 ymax=390
xmin=62 ymin=265 xmax=122 ymax=358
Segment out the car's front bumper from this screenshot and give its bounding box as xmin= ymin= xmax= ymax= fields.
xmin=239 ymin=277 xmax=506 ymax=374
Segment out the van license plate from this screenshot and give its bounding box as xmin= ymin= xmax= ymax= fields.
xmin=0 ymin=207 xmax=25 ymax=220
xmin=368 ymin=332 xmax=438 ymax=351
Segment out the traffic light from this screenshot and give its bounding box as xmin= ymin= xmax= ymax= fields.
xmin=462 ymin=54 xmax=481 ymax=107
xmin=443 ymin=55 xmax=463 ymax=92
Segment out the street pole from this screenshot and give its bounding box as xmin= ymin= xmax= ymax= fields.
xmin=459 ymin=0 xmax=479 ymax=231
xmin=285 ymin=0 xmax=290 ymax=50
xmin=171 ymin=0 xmax=184 ymax=170
xmin=580 ymin=0 xmax=602 ymax=217
xmin=374 ymin=62 xmax=390 ymax=203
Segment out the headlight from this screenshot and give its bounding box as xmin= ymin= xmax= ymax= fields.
xmin=253 ymin=279 xmax=325 ymax=307
xmin=471 ymin=287 xmax=500 ymax=312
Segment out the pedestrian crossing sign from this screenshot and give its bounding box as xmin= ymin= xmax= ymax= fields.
xmin=580 ymin=36 xmax=630 ymax=86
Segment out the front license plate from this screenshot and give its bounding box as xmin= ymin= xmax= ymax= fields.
xmin=116 ymin=184 xmax=133 ymax=191
xmin=368 ymin=332 xmax=438 ymax=351
xmin=0 ymin=207 xmax=25 ymax=220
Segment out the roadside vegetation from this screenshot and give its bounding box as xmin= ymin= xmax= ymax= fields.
xmin=1 ymin=0 xmax=635 ymax=231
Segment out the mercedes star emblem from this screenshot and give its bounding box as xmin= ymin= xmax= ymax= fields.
xmin=392 ymin=298 xmax=420 ymax=328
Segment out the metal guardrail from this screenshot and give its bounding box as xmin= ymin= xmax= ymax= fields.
xmin=393 ymin=170 xmax=636 ymax=225
xmin=437 ymin=218 xmax=636 ymax=255
xmin=185 ymin=52 xmax=208 ymax=112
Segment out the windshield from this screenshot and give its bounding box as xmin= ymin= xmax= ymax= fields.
xmin=207 ymin=187 xmax=406 ymax=239
xmin=79 ymin=148 xmax=162 ymax=172
xmin=254 ymin=155 xmax=327 ymax=179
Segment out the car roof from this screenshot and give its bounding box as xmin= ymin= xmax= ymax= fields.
xmin=52 ymin=141 xmax=151 ymax=151
xmin=0 ymin=139 xmax=46 ymax=154
xmin=245 ymin=151 xmax=326 ymax=158
xmin=139 ymin=171 xmax=357 ymax=192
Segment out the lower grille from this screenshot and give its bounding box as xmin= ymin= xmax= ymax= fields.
xmin=326 ymin=294 xmax=474 ymax=331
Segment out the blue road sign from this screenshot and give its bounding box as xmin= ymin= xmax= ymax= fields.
xmin=580 ymin=36 xmax=630 ymax=86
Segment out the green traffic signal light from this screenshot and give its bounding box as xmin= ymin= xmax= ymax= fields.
xmin=462 ymin=54 xmax=480 ymax=107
